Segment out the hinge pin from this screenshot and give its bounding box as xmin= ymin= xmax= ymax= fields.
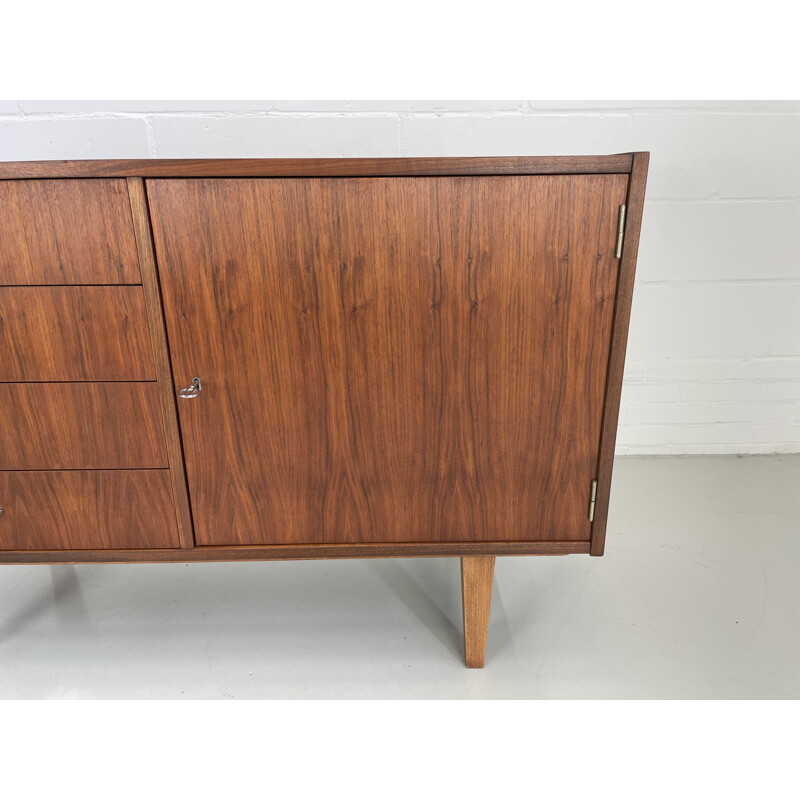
xmin=615 ymin=204 xmax=627 ymax=259
xmin=588 ymin=479 xmax=598 ymax=523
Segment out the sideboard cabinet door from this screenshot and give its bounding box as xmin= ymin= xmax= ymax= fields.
xmin=148 ymin=175 xmax=628 ymax=546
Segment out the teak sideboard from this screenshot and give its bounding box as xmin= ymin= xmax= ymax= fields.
xmin=0 ymin=154 xmax=648 ymax=667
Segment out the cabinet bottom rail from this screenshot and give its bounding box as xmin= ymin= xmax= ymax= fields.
xmin=0 ymin=540 xmax=590 ymax=564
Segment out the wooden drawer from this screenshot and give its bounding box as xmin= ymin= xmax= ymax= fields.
xmin=0 ymin=383 xmax=167 ymax=469
xmin=0 ymin=287 xmax=155 ymax=381
xmin=0 ymin=179 xmax=140 ymax=284
xmin=0 ymin=470 xmax=180 ymax=550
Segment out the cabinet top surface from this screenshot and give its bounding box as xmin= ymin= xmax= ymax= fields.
xmin=0 ymin=153 xmax=647 ymax=179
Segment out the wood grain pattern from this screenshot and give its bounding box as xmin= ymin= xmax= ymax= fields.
xmin=461 ymin=556 xmax=495 ymax=668
xmin=591 ymin=152 xmax=650 ymax=556
xmin=149 ymin=175 xmax=627 ymax=547
xmin=0 ymin=155 xmax=634 ymax=180
xmin=127 ymin=178 xmax=195 ymax=549
xmin=0 ymin=383 xmax=167 ymax=469
xmin=0 ymin=155 xmax=647 ymax=571
xmin=0 ymin=470 xmax=179 ymax=550
xmin=0 ymin=540 xmax=588 ymax=564
xmin=0 ymin=179 xmax=140 ymax=284
xmin=0 ymin=286 xmax=155 ymax=380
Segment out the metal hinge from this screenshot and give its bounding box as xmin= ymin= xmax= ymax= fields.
xmin=615 ymin=204 xmax=627 ymax=259
xmin=588 ymin=479 xmax=598 ymax=523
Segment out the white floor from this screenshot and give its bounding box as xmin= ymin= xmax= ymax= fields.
xmin=1 ymin=455 xmax=797 ymax=699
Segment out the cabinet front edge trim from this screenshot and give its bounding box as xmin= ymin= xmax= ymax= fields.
xmin=0 ymin=154 xmax=639 ymax=180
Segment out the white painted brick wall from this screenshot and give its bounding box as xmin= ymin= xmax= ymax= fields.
xmin=1 ymin=100 xmax=798 ymax=454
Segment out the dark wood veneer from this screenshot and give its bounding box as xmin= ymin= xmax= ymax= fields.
xmin=149 ymin=174 xmax=626 ymax=546
xmin=0 ymin=155 xmax=647 ymax=557
xmin=0 ymin=286 xmax=155 ymax=381
xmin=0 ymin=470 xmax=179 ymax=550
xmin=0 ymin=382 xmax=168 ymax=469
xmin=591 ymin=152 xmax=650 ymax=556
xmin=0 ymin=540 xmax=589 ymax=564
xmin=0 ymin=155 xmax=634 ymax=180
xmin=0 ymin=178 xmax=140 ymax=284
xmin=127 ymin=177 xmax=195 ymax=549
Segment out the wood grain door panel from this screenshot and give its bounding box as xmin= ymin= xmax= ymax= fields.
xmin=0 ymin=287 xmax=155 ymax=381
xmin=149 ymin=175 xmax=628 ymax=546
xmin=0 ymin=470 xmax=179 ymax=550
xmin=0 ymin=383 xmax=168 ymax=469
xmin=0 ymin=179 xmax=140 ymax=284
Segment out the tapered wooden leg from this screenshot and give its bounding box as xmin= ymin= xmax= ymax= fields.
xmin=461 ymin=556 xmax=495 ymax=668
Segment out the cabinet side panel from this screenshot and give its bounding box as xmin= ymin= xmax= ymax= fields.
xmin=591 ymin=152 xmax=649 ymax=555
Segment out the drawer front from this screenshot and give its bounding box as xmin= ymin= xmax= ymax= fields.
xmin=0 ymin=383 xmax=168 ymax=469
xmin=0 ymin=470 xmax=179 ymax=550
xmin=0 ymin=286 xmax=155 ymax=381
xmin=0 ymin=179 xmax=141 ymax=284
